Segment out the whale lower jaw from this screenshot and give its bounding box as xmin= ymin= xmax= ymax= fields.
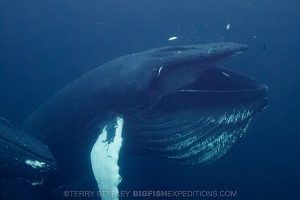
xmin=127 ymin=107 xmax=254 ymax=165
xmin=90 ymin=116 xmax=123 ymax=200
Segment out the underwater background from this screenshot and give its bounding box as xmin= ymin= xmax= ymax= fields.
xmin=0 ymin=0 xmax=299 ymax=199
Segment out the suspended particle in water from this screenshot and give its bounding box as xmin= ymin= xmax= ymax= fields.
xmin=226 ymin=23 xmax=231 ymax=30
xmin=168 ymin=36 xmax=178 ymax=41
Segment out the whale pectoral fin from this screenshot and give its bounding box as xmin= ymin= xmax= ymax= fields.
xmin=90 ymin=115 xmax=123 ymax=200
xmin=0 ymin=117 xmax=56 ymax=183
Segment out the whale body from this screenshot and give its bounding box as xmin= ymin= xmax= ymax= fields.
xmin=1 ymin=43 xmax=268 ymax=199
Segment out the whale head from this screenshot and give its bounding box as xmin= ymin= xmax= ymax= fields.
xmin=123 ymin=43 xmax=268 ymax=165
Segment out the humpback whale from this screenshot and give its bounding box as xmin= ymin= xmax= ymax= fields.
xmin=0 ymin=43 xmax=268 ymax=199
xmin=0 ymin=117 xmax=55 ymax=183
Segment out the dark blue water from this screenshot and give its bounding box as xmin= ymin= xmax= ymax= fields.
xmin=0 ymin=0 xmax=299 ymax=199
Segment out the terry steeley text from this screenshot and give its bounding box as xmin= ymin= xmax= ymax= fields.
xmin=63 ymin=190 xmax=238 ymax=198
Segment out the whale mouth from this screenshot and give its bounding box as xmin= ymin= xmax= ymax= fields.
xmin=153 ymin=65 xmax=268 ymax=111
xmin=177 ymin=66 xmax=268 ymax=109
xmin=128 ymin=65 xmax=268 ymax=165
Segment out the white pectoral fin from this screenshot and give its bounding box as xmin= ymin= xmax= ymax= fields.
xmin=90 ymin=116 xmax=124 ymax=200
